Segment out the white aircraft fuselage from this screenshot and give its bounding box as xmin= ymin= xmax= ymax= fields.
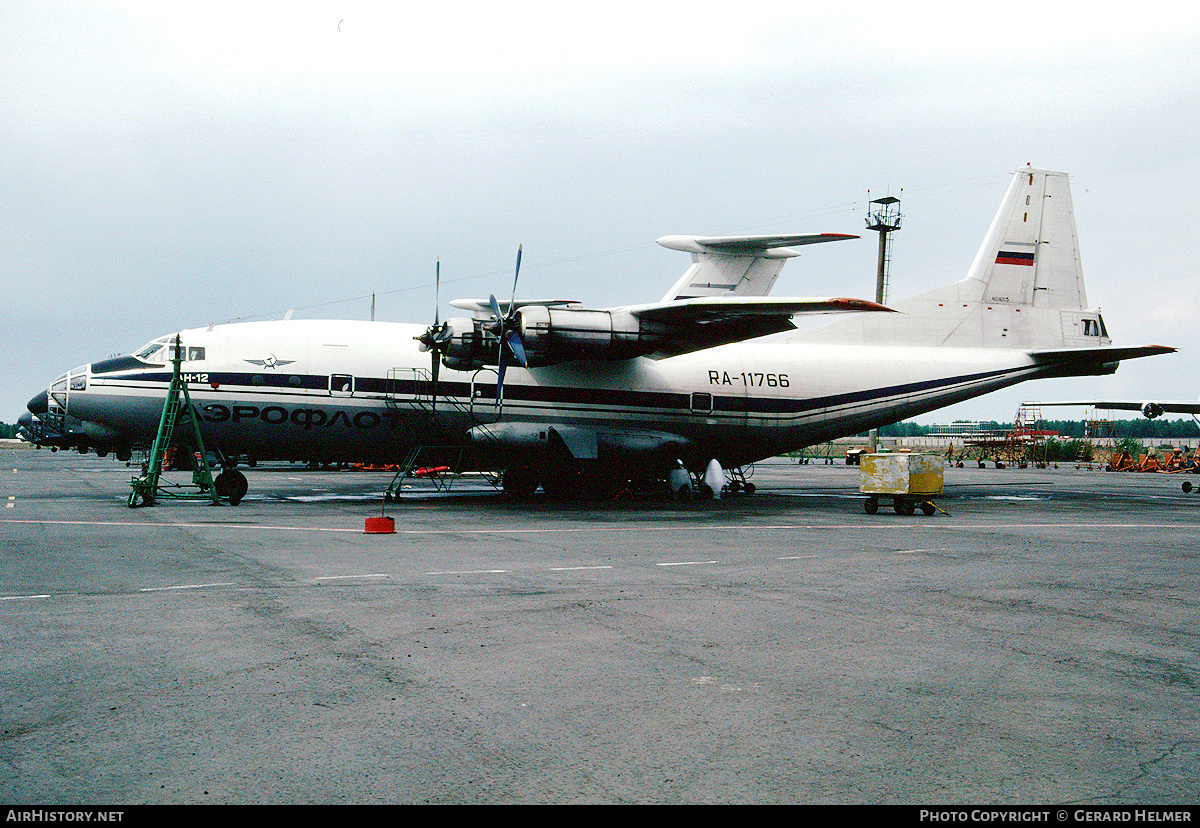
xmin=56 ymin=323 xmax=1067 ymax=465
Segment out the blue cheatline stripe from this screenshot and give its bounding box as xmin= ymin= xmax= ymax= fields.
xmin=95 ymin=363 xmax=1034 ymax=417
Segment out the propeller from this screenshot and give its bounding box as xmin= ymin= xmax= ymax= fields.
xmin=415 ymin=259 xmax=452 ymax=410
xmin=488 ymin=245 xmax=528 ymax=403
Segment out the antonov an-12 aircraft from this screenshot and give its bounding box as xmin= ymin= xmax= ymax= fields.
xmin=22 ymin=166 xmax=1175 ymax=502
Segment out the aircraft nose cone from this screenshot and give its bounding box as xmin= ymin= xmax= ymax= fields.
xmin=26 ymin=392 xmax=48 ymax=415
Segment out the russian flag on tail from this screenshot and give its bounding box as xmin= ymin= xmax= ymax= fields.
xmin=995 ymin=250 xmax=1035 ymax=266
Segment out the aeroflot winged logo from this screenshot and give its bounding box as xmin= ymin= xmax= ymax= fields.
xmin=244 ymin=355 xmax=295 ymax=369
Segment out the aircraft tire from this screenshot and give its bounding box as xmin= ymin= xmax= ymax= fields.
xmin=502 ymin=465 xmax=539 ymax=500
xmin=215 ymin=470 xmax=248 ymax=506
xmin=540 ymin=464 xmax=584 ymax=501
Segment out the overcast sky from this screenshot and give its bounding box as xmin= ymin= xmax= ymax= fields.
xmin=4 ymin=1 xmax=1198 ymax=427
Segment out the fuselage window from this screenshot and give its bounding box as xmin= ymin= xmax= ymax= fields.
xmin=330 ymin=374 xmax=354 ymax=395
xmin=187 ymin=347 xmax=206 ymax=361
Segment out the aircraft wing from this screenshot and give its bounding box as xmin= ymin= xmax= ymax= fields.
xmin=1040 ymin=400 xmax=1200 ymax=413
xmin=450 ymin=298 xmax=581 ymax=315
xmin=623 ymin=296 xmax=893 ymax=322
xmin=622 ymin=296 xmax=895 ymax=355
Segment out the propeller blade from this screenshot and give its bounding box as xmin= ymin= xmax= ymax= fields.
xmin=508 ymin=245 xmax=522 ymax=315
xmin=434 ymin=258 xmax=440 ymax=327
xmin=495 ymin=350 xmax=507 ymax=404
xmin=489 ymin=293 xmax=503 ymax=325
xmin=503 ymin=328 xmax=528 ymax=368
xmin=430 ymin=350 xmax=440 ymax=411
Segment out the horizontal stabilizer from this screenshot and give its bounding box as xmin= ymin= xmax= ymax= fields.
xmin=657 ymin=233 xmax=858 ymax=255
xmin=658 ymin=233 xmax=859 ymax=302
xmin=1031 ymin=345 xmax=1176 ymax=364
xmin=1028 ymin=345 xmax=1176 ymax=376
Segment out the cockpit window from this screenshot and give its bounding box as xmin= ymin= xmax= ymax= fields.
xmin=134 ymin=337 xmax=170 ymax=362
xmin=132 ymin=337 xmax=202 ymax=363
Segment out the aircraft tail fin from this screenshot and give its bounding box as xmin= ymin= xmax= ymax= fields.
xmin=794 ymin=167 xmax=1109 ymax=351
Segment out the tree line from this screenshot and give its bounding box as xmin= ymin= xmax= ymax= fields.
xmin=875 ymin=418 xmax=1200 ymax=439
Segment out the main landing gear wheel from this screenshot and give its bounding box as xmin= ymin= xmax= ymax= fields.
xmin=215 ymin=470 xmax=248 ymax=506
xmin=502 ymin=465 xmax=539 ymax=500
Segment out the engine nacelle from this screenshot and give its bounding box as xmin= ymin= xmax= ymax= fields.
xmin=516 ymin=306 xmax=663 ymax=366
xmin=1142 ymin=401 xmax=1165 ymax=419
xmin=441 ymin=317 xmax=495 ymax=371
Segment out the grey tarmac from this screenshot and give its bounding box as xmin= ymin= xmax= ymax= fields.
xmin=1 ymin=449 xmax=1197 ymax=805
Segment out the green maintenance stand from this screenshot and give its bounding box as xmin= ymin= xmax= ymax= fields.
xmin=128 ymin=334 xmax=242 ymax=507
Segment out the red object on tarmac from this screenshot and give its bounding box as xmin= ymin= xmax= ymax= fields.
xmin=364 ymin=516 xmax=395 ymax=534
xmin=413 ymin=465 xmax=450 ymax=477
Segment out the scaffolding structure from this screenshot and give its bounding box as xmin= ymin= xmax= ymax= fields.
xmin=127 ymin=335 xmax=230 ymax=507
